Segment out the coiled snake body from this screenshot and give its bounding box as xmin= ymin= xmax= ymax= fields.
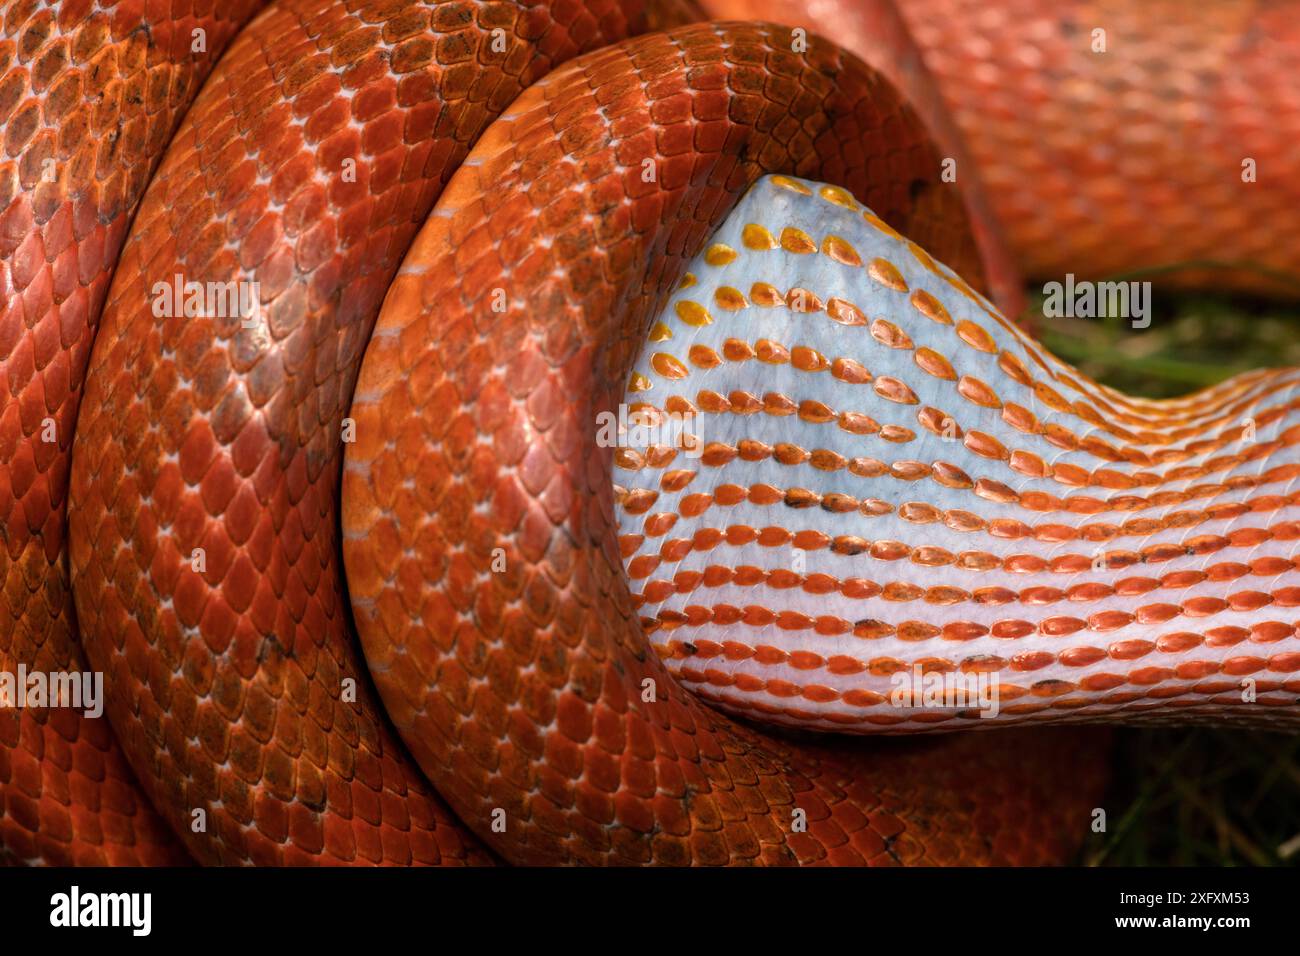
xmin=1 ymin=0 xmax=1297 ymax=866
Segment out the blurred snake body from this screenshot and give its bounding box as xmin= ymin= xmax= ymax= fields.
xmin=0 ymin=0 xmax=1296 ymax=866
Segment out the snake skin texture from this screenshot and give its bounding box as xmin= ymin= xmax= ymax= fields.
xmin=900 ymin=0 xmax=1300 ymax=295
xmin=62 ymin=0 xmax=716 ymax=866
xmin=704 ymin=0 xmax=1300 ymax=297
xmin=618 ymin=174 xmax=1300 ymax=732
xmin=2 ymin=0 xmax=1294 ymax=868
xmin=695 ymin=0 xmax=1028 ymax=319
xmin=341 ymin=21 xmax=1109 ymax=865
xmin=0 ymin=0 xmax=268 ymax=867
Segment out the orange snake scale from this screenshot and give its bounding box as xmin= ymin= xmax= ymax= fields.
xmin=0 ymin=0 xmax=1294 ymax=866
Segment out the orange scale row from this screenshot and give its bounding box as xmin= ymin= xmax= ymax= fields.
xmin=688 ymin=388 xmax=918 ymax=441
xmin=642 ymin=601 xmax=1300 ymax=651
xmin=696 ymin=380 xmax=1300 ymax=489
xmin=622 ymin=515 xmax=1300 ymax=577
xmin=685 ymin=683 xmax=1300 ymax=731
xmin=619 ymin=427 xmax=1300 ymax=520
xmin=1063 ymin=370 xmax=1300 ymax=436
xmin=631 ymin=564 xmax=1300 ymax=628
xmin=618 ymin=477 xmax=1300 ymax=550
xmin=657 ymin=647 xmax=1300 ymax=710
